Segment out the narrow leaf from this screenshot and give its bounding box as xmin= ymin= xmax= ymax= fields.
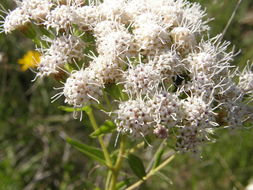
xmin=128 ymin=154 xmax=146 ymax=179
xmin=90 ymin=120 xmax=116 ymax=138
xmin=116 ymin=179 xmax=131 ymax=190
xmin=58 ymin=105 xmax=91 ymax=113
xmin=152 ymin=148 xmax=165 ymax=169
xmin=66 ymin=137 xmax=106 ymax=165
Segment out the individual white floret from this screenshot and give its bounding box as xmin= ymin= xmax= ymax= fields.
xmin=42 ymin=35 xmax=85 ymax=62
xmin=97 ymin=30 xmax=132 ymax=58
xmin=20 ymin=0 xmax=53 ymax=21
xmin=1 ymin=8 xmax=30 ymax=34
xmin=75 ymin=6 xmax=100 ymax=30
xmin=63 ymin=68 xmax=103 ymax=108
xmin=37 ymin=54 xmax=68 ymax=77
xmin=93 ymin=20 xmax=125 ymax=38
xmin=148 ymin=91 xmax=182 ymax=127
xmin=89 ymin=55 xmax=123 ymax=84
xmin=44 ymin=5 xmax=78 ymax=33
xmin=153 ymin=124 xmax=168 ymax=139
xmin=122 ymin=62 xmax=162 ymax=95
xmin=116 ymin=98 xmax=153 ymax=137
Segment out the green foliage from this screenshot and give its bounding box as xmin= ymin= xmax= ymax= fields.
xmin=90 ymin=120 xmax=116 ymax=138
xmin=66 ymin=137 xmax=106 ymax=165
xmin=128 ymin=154 xmax=146 ymax=179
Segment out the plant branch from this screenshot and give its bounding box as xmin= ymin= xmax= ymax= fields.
xmin=125 ymin=154 xmax=175 ymax=190
xmin=109 ymin=135 xmax=127 ymax=190
xmin=86 ymin=108 xmax=112 ymax=168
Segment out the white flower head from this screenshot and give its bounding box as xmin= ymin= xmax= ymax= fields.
xmin=122 ymin=61 xmax=162 ymax=95
xmin=89 ymin=55 xmax=123 ymax=84
xmin=170 ymin=26 xmax=196 ymax=54
xmin=148 ymin=91 xmax=182 ymax=127
xmin=187 ymin=35 xmax=235 ymax=77
xmin=93 ymin=20 xmax=125 ymax=38
xmin=133 ymin=22 xmax=170 ymax=56
xmin=42 ymin=34 xmax=85 ymax=62
xmin=124 ymin=0 xmax=149 ymax=21
xmin=1 ymin=8 xmax=30 ymax=34
xmin=63 ymin=68 xmax=103 ymax=107
xmin=181 ymin=1 xmax=210 ymax=32
xmin=36 ymin=54 xmax=68 ymax=77
xmin=116 ymin=98 xmax=153 ymax=137
xmin=21 ymin=0 xmax=53 ymax=21
xmin=184 ymin=72 xmax=216 ymax=100
xmin=75 ymin=6 xmax=100 ymax=30
xmin=152 ymin=49 xmax=182 ymax=78
xmin=98 ymin=0 xmax=127 ymax=21
xmin=97 ymin=30 xmax=132 ymax=58
xmin=133 ymin=12 xmax=162 ymax=27
xmin=151 ymin=2 xmax=184 ymax=27
xmin=153 ymin=124 xmax=168 ymax=139
xmin=176 ymin=125 xmax=204 ymax=154
xmin=182 ymin=95 xmax=217 ymax=129
xmin=238 ymin=63 xmax=253 ymax=95
xmin=52 ymin=0 xmax=85 ymax=6
xmin=44 ymin=5 xmax=78 ymax=33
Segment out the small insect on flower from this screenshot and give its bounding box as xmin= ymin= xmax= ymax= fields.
xmin=18 ymin=50 xmax=41 ymax=71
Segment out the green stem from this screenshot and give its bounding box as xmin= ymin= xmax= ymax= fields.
xmin=125 ymin=154 xmax=175 ymax=190
xmin=86 ymin=108 xmax=112 ymax=168
xmin=103 ymin=90 xmax=113 ymax=111
xmin=109 ymin=135 xmax=127 ymax=190
xmin=126 ymin=142 xmax=145 ymax=155
xmin=106 ymin=170 xmax=113 ymax=190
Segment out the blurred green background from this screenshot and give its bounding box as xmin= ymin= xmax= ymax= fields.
xmin=0 ymin=0 xmax=253 ymax=190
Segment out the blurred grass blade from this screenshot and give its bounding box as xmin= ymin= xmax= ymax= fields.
xmin=90 ymin=120 xmax=116 ymax=138
xmin=128 ymin=154 xmax=146 ymax=179
xmin=66 ymin=137 xmax=106 ymax=165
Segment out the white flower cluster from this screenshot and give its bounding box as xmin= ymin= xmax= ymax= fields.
xmin=2 ymin=0 xmax=253 ymax=153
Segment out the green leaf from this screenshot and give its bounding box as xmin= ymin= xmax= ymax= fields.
xmin=58 ymin=105 xmax=91 ymax=113
xmin=152 ymin=148 xmax=165 ymax=169
xmin=128 ymin=154 xmax=146 ymax=179
xmin=105 ymin=84 xmax=128 ymax=101
xmin=116 ymin=179 xmax=131 ymax=190
xmin=66 ymin=137 xmax=106 ymax=165
xmin=22 ymin=24 xmax=37 ymax=39
xmin=90 ymin=120 xmax=116 ymax=138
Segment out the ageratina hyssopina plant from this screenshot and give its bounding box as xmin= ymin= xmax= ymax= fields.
xmin=1 ymin=0 xmax=253 ymax=189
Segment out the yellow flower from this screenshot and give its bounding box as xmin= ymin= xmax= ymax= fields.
xmin=18 ymin=50 xmax=41 ymax=71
